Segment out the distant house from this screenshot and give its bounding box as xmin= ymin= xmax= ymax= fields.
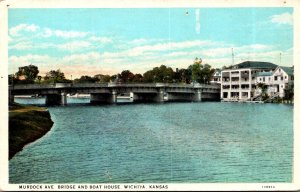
xmin=210 ymin=69 xmax=221 ymax=84
xmin=220 ymin=61 xmax=293 ymax=101
xmin=256 ymin=66 xmax=294 ymax=98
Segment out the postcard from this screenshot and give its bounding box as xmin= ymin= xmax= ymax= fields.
xmin=0 ymin=0 xmax=299 ymax=191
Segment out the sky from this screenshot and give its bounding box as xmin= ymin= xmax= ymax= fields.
xmin=8 ymin=8 xmax=293 ymax=79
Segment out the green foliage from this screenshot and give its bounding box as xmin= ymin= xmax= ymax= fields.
xmin=8 ymin=74 xmax=19 ymax=85
xmin=10 ymin=57 xmax=216 ymax=85
xmin=188 ymin=58 xmax=215 ymax=84
xmin=132 ymin=74 xmax=143 ymax=83
xmin=94 ymin=74 xmax=111 ymax=83
xmin=43 ymin=69 xmax=70 ymax=83
xmin=74 ymin=75 xmax=97 ymax=83
xmin=119 ymin=70 xmax=135 ymax=83
xmin=143 ymin=65 xmax=174 ymax=83
xmin=173 ymin=68 xmax=191 ymax=83
xmin=284 ymin=83 xmax=294 ymax=101
xmin=256 ymin=83 xmax=269 ymax=101
xmin=262 ymin=93 xmax=269 ymax=101
xmin=257 ymin=83 xmax=268 ymax=93
xmin=222 ymin=65 xmax=233 ymax=70
xmin=15 ymin=65 xmax=39 ymax=84
xmin=272 ymin=96 xmax=283 ymax=103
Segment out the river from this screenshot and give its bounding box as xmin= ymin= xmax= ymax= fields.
xmin=9 ymin=98 xmax=293 ymax=183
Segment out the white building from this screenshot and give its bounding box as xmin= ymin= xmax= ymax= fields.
xmin=210 ymin=69 xmax=221 ymax=84
xmin=256 ymin=66 xmax=294 ymax=98
xmin=220 ymin=61 xmax=293 ymax=101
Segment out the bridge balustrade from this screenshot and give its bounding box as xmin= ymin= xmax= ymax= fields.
xmin=9 ymin=83 xmax=220 ymax=105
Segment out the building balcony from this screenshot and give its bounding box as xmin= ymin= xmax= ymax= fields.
xmin=231 ymin=73 xmax=240 ymax=77
xmin=240 ymin=87 xmax=250 ymax=91
xmin=222 ymin=81 xmax=231 ymax=85
xmin=240 ymin=80 xmax=250 ymax=84
xmin=231 ymin=81 xmax=239 ymax=85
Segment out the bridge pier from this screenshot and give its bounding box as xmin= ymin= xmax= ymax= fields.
xmin=155 ymin=90 xmax=165 ymax=103
xmin=61 ymin=92 xmax=67 ymax=105
xmin=193 ymin=89 xmax=202 ymax=102
xmin=45 ymin=92 xmax=67 ymax=106
xmin=90 ymin=91 xmax=117 ymax=104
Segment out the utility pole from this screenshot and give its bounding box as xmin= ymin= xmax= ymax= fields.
xmin=232 ymin=48 xmax=234 ymax=65
xmin=280 ymin=52 xmax=282 ymax=66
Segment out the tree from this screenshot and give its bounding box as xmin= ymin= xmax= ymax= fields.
xmin=257 ymin=83 xmax=269 ymax=100
xmin=201 ymin=64 xmax=215 ymax=84
xmin=222 ymin=65 xmax=233 ymax=70
xmin=43 ymin=69 xmax=70 ymax=83
xmin=110 ymin=74 xmax=119 ymax=82
xmin=143 ymin=65 xmax=174 ymax=83
xmin=74 ymin=75 xmax=97 ymax=83
xmin=132 ymin=74 xmax=143 ymax=83
xmin=94 ymin=74 xmax=111 ymax=83
xmin=284 ymin=83 xmax=294 ymax=101
xmin=120 ymin=70 xmax=135 ymax=83
xmin=8 ymin=74 xmax=19 ymax=85
xmin=179 ymin=68 xmax=192 ymax=83
xmin=187 ymin=58 xmax=215 ymax=84
xmin=15 ymin=65 xmax=39 ymax=84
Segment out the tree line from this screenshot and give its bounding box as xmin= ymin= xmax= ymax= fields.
xmin=9 ymin=57 xmax=216 ymax=85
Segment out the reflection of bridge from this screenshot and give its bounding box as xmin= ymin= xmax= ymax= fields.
xmin=9 ymin=83 xmax=220 ymax=105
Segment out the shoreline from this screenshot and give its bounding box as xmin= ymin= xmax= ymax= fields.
xmin=9 ymin=103 xmax=54 ymax=160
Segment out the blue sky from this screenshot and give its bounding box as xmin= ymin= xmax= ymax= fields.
xmin=8 ymin=8 xmax=293 ymax=78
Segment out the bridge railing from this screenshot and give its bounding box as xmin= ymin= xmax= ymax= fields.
xmin=10 ymin=82 xmax=220 ymax=90
xmin=12 ymin=84 xmax=57 ymax=89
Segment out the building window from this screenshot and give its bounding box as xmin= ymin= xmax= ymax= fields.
xmin=275 ymin=76 xmax=277 ymax=81
xmin=263 ymin=77 xmax=265 ymax=82
xmin=285 ymin=76 xmax=287 ymax=79
xmin=281 ymin=85 xmax=283 ymax=88
xmin=259 ymin=78 xmax=262 ymax=81
xmin=291 ymin=76 xmax=294 ymax=80
xmin=281 ymin=76 xmax=283 ymax=80
xmin=279 ymin=69 xmax=281 ymax=72
xmin=269 ymin=77 xmax=271 ymax=81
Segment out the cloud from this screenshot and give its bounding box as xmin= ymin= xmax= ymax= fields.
xmin=270 ymin=12 xmax=293 ymax=25
xmin=61 ymin=52 xmax=101 ymax=65
xmin=9 ymin=42 xmax=34 ymax=50
xmin=125 ymin=40 xmax=216 ymax=57
xmin=89 ymin=36 xmax=112 ymax=44
xmin=8 ymin=43 xmax=293 ymax=79
xmin=57 ymin=41 xmax=92 ymax=51
xmin=8 ymin=25 xmax=293 ymax=78
xmin=9 ymin=24 xmax=89 ymax=39
xmin=9 ymin=24 xmax=40 ymax=37
xmin=40 ymin=28 xmax=89 ymax=38
xmin=8 ymin=54 xmax=57 ymax=75
xmin=9 ymin=41 xmax=92 ymax=51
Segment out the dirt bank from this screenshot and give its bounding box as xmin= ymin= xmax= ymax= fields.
xmin=9 ymin=103 xmax=54 ymax=159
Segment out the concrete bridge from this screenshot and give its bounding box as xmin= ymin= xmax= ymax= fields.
xmin=9 ymin=83 xmax=220 ymax=105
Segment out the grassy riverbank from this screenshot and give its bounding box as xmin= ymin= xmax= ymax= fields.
xmin=9 ymin=103 xmax=54 ymax=159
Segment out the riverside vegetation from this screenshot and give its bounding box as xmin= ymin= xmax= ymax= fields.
xmin=9 ymin=103 xmax=53 ymax=159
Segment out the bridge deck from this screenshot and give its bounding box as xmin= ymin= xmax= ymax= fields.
xmin=10 ymin=83 xmax=220 ymax=90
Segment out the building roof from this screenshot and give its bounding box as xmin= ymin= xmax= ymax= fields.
xmin=213 ymin=69 xmax=221 ymax=76
xmin=232 ymin=61 xmax=278 ymax=69
xmin=279 ymin=66 xmax=293 ymax=76
xmin=256 ymin=72 xmax=273 ymax=77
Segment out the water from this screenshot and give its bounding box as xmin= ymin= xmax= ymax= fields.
xmin=9 ymin=98 xmax=293 ymax=183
